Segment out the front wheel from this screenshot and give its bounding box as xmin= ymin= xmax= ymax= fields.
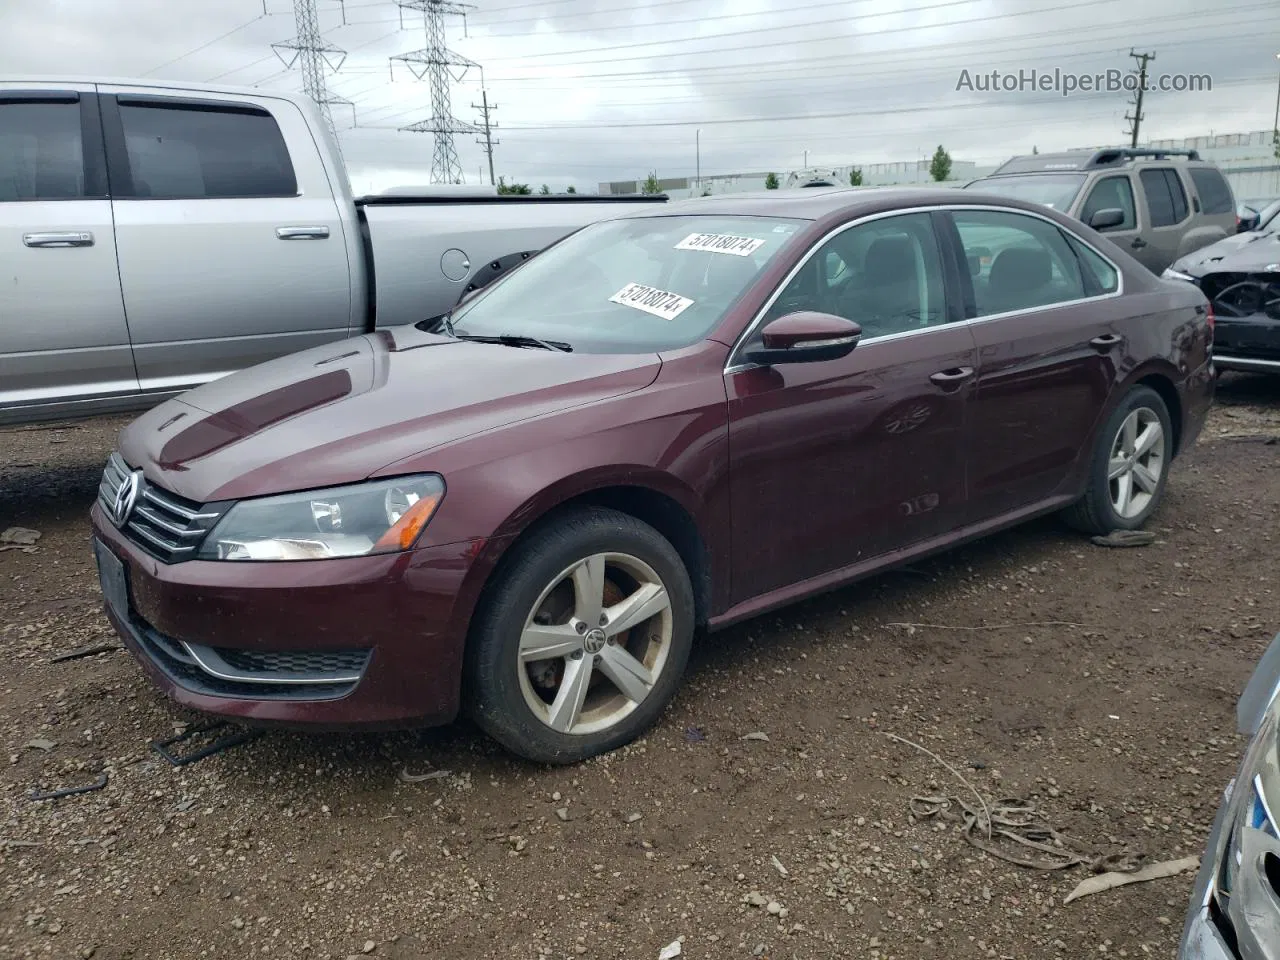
xmin=1063 ymin=385 xmax=1173 ymax=535
xmin=464 ymin=507 xmax=695 ymax=764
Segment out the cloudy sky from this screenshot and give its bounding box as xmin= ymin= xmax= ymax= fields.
xmin=2 ymin=0 xmax=1276 ymax=192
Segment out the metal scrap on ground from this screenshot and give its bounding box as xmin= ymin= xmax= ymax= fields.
xmin=1062 ymin=856 xmax=1200 ymax=903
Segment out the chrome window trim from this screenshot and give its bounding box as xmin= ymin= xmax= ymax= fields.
xmin=723 ymin=202 xmax=1125 ymax=375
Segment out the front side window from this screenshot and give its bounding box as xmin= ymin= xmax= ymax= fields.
xmin=447 ymin=215 xmax=807 ymax=353
xmin=117 ymin=100 xmax=297 ymax=199
xmin=1080 ymin=175 xmax=1137 ymax=231
xmin=951 ymin=209 xmax=1087 ymax=316
xmin=0 ymin=99 xmax=85 ymax=201
xmin=761 ymin=212 xmax=949 ymax=340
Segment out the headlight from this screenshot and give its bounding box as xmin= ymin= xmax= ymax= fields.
xmin=1161 ymin=267 xmax=1197 ymax=283
xmin=197 ymin=474 xmax=444 ymax=561
xmin=1222 ymin=710 xmax=1280 ymax=894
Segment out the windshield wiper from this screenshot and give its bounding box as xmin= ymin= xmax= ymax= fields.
xmin=454 ymin=333 xmax=572 ymax=353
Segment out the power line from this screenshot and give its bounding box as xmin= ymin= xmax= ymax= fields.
xmin=141 ymin=12 xmax=273 ymax=77
xmin=1125 ymin=48 xmax=1156 ymax=147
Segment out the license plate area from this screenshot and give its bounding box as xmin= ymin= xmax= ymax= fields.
xmin=94 ymin=538 xmax=130 ymax=619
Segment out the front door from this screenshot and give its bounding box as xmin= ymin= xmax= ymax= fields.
xmin=1077 ymin=173 xmax=1147 ymax=263
xmin=0 ymin=86 xmax=137 ymax=419
xmin=725 ymin=211 xmax=976 ymax=604
xmin=945 ymin=207 xmax=1126 ymax=517
xmin=98 ymin=86 xmax=353 ymax=396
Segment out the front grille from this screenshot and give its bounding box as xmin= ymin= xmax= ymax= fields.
xmin=217 ymin=648 xmax=369 ymax=676
xmin=1201 ymin=272 xmax=1280 ymax=321
xmin=98 ymin=453 xmax=225 ymax=563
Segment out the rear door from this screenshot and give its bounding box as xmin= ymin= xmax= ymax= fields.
xmin=945 ymin=206 xmax=1126 ymax=518
xmin=0 ymin=85 xmax=137 ymax=420
xmin=97 ymin=86 xmax=353 ymax=396
xmin=1136 ymin=167 xmax=1192 ymax=272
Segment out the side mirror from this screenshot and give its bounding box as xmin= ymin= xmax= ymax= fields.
xmin=743 ymin=311 xmax=861 ymax=365
xmin=1237 ymin=206 xmax=1260 ymax=233
xmin=1088 ymin=207 xmax=1126 ymax=231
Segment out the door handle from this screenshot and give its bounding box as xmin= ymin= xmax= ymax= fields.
xmin=1130 ymin=238 xmax=1148 ymax=249
xmin=23 ymin=231 xmax=94 ymax=248
xmin=275 ymin=226 xmax=330 ymax=240
xmin=929 ymin=366 xmax=974 ymax=388
xmin=1090 ymin=333 xmax=1123 ymax=350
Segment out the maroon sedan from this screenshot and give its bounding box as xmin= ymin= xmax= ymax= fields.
xmin=91 ymin=187 xmax=1214 ymax=763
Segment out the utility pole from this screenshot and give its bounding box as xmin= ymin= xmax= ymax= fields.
xmin=272 ymin=0 xmax=352 ymax=140
xmin=390 ymin=0 xmax=481 ymax=184
xmin=695 ymin=129 xmax=700 ymax=194
xmin=472 ymin=89 xmax=498 ymax=186
xmin=1124 ymin=48 xmax=1155 ymax=148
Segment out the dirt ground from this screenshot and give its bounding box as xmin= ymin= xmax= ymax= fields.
xmin=1 ymin=374 xmax=1279 ymax=960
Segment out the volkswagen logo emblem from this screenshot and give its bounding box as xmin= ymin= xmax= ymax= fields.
xmin=583 ymin=627 xmax=607 ymax=654
xmin=112 ymin=470 xmax=143 ymax=527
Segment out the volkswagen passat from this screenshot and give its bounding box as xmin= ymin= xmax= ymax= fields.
xmin=91 ymin=187 xmax=1215 ymax=763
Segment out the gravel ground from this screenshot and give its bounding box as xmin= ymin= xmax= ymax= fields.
xmin=1 ymin=374 xmax=1278 ymax=960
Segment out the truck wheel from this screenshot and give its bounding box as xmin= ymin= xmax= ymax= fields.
xmin=1063 ymin=385 xmax=1172 ymax=535
xmin=464 ymin=507 xmax=695 ymax=765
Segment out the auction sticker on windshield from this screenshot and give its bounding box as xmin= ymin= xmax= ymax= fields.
xmin=609 ymin=282 xmax=695 ymax=321
xmin=674 ymin=233 xmax=767 ymax=256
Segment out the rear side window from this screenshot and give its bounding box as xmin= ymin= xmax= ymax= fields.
xmin=1140 ymin=169 xmax=1189 ymax=227
xmin=0 ymin=100 xmax=86 ymax=201
xmin=1189 ymin=167 xmax=1234 ymax=215
xmin=1063 ymin=234 xmax=1120 ymax=295
xmin=951 ymin=209 xmax=1087 ymax=317
xmin=117 ymin=100 xmax=297 ymax=199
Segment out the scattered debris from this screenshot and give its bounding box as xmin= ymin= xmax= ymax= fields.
xmin=658 ymin=939 xmax=682 ymax=959
xmin=555 ymin=807 xmax=570 ymax=822
xmin=361 ymin=940 xmax=376 ymax=954
xmin=743 ymin=891 xmax=768 ymax=908
xmin=625 ymin=812 xmax=642 ymax=824
xmin=1063 ymin=856 xmax=1199 ymax=903
xmin=29 ymin=772 xmax=108 ymax=802
xmin=683 ymin=726 xmax=705 ymax=742
xmin=0 ymin=527 xmax=41 ymax=553
xmin=740 ymin=731 xmax=770 ymax=742
xmin=150 ymin=722 xmax=261 ymax=767
xmin=398 ymin=767 xmax=451 ymax=783
xmin=1091 ymin=530 xmax=1158 ymax=548
xmin=23 ymin=738 xmax=56 ymax=752
xmin=886 ymin=620 xmax=1084 ymax=632
xmin=49 ymin=643 xmax=121 ymax=664
xmin=770 ymin=855 xmax=788 ymax=876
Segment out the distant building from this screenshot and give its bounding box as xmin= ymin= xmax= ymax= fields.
xmin=596 ymin=130 xmax=1279 ymax=203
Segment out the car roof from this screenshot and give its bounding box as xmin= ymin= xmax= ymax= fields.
xmin=985 ymin=147 xmax=1211 ymax=177
xmin=617 ymin=185 xmax=971 ymax=221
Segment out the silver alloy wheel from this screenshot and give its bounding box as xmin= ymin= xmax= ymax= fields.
xmin=1108 ymin=406 xmax=1166 ymax=520
xmin=517 ymin=552 xmax=674 ymax=736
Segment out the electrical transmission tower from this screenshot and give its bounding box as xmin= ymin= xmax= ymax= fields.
xmin=273 ymin=0 xmax=352 ymax=139
xmin=391 ymin=0 xmax=480 ymax=184
xmin=1124 ymin=48 xmax=1155 ymax=148
xmin=472 ymin=89 xmax=498 ymax=186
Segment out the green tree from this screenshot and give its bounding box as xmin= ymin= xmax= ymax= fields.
xmin=848 ymin=167 xmax=863 ymax=186
xmin=764 ymin=172 xmax=779 ymax=189
xmin=641 ymin=170 xmax=662 ymax=194
xmin=566 ymin=185 xmax=577 ymax=194
xmin=539 ymin=184 xmax=551 ymax=195
xmin=496 ymin=176 xmax=532 ymax=195
xmin=929 ymin=145 xmax=952 ymax=182
xmin=1032 ymin=145 xmax=1039 ymax=154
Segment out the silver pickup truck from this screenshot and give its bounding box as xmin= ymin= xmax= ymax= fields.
xmin=0 ymin=77 xmax=666 ymax=426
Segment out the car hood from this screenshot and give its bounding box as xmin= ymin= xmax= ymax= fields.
xmin=119 ymin=325 xmax=661 ymax=503
xmin=1173 ymin=230 xmax=1280 ymax=277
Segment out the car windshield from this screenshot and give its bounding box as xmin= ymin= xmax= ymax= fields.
xmin=1257 ymin=199 xmax=1280 ymax=232
xmin=445 ymin=214 xmax=808 ymax=353
xmin=963 ymin=174 xmax=1087 ymax=211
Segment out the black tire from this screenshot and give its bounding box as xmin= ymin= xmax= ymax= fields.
xmin=463 ymin=506 xmax=695 ymax=765
xmin=1062 ymin=385 xmax=1173 ymax=535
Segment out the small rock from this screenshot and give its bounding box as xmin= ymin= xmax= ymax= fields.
xmin=658 ymin=940 xmax=682 ymax=959
xmin=362 ymin=940 xmax=376 ymax=954
xmin=231 ymin=919 xmax=245 ymax=930
xmin=766 ymin=901 xmax=783 ymax=915
xmin=744 ymin=891 xmax=768 ymax=907
xmin=24 ymin=739 xmax=56 ymax=751
xmin=555 ymin=808 xmax=569 ymax=822
xmin=626 ymin=812 xmax=643 ymax=824
xmin=552 ymin=791 xmax=561 ymax=801
xmin=740 ymin=732 xmax=770 ymax=742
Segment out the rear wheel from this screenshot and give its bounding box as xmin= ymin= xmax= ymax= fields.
xmin=1063 ymin=385 xmax=1172 ymax=535
xmin=464 ymin=507 xmax=695 ymax=764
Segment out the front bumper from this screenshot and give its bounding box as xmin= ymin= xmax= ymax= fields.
xmin=91 ymin=502 xmax=483 ymax=729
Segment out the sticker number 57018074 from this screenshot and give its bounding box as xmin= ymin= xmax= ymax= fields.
xmin=608 ymin=282 xmax=695 ymax=321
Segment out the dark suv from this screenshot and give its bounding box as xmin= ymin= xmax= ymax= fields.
xmin=964 ymin=147 xmax=1236 ymax=275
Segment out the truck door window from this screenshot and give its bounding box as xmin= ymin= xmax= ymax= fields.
xmin=1079 ymin=176 xmax=1136 ymax=231
xmin=1139 ymin=168 xmax=1188 ymax=227
xmin=116 ymin=100 xmax=297 ymax=199
xmin=0 ymin=100 xmax=85 ymax=201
